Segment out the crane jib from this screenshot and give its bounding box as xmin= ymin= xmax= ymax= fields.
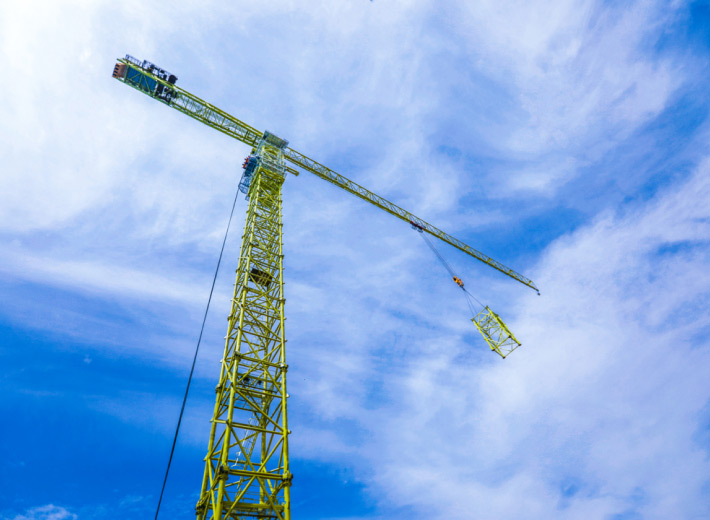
xmin=112 ymin=56 xmax=539 ymax=294
xmin=282 ymin=147 xmax=539 ymax=293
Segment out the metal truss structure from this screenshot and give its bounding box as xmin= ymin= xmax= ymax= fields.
xmin=472 ymin=306 xmax=522 ymax=359
xmin=113 ymin=55 xmax=538 ymax=294
xmin=196 ymin=135 xmax=291 ymax=519
xmin=112 ymin=54 xmax=538 ymax=519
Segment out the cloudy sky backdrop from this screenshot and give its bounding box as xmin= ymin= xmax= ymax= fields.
xmin=1 ymin=1 xmax=709 ymax=519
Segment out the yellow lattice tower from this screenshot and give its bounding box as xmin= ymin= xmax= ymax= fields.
xmin=196 ymin=133 xmax=292 ymax=519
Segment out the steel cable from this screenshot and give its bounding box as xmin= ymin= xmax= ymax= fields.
xmin=154 ymin=184 xmax=241 ymax=520
xmin=416 ymin=229 xmax=485 ymax=314
xmin=421 ymin=232 xmax=457 ymax=279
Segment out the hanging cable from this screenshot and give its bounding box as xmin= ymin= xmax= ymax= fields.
xmin=420 ymin=232 xmax=457 ymax=279
xmin=154 ymin=184 xmax=241 ymax=520
xmin=462 ymin=288 xmax=479 ymax=316
xmin=415 ymin=227 xmax=486 ymax=314
xmin=462 ymin=287 xmax=485 ymax=310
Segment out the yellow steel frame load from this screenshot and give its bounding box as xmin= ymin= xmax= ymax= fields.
xmin=471 ymin=306 xmax=521 ymax=359
xmin=196 ymin=134 xmax=291 ymax=520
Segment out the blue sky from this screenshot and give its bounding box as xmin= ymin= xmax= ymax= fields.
xmin=1 ymin=1 xmax=709 ymax=519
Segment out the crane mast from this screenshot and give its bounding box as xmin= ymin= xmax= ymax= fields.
xmin=197 ymin=134 xmax=291 ymax=519
xmin=112 ymin=55 xmax=538 ymax=520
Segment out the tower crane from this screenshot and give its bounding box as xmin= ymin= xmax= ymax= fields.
xmin=112 ymin=55 xmax=538 ymax=520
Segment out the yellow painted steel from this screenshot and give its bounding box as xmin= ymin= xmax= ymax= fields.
xmin=471 ymin=306 xmax=521 ymax=359
xmin=114 ymin=57 xmax=538 ymax=293
xmin=113 ymin=56 xmax=539 ymax=518
xmin=195 ymin=136 xmax=291 ymax=520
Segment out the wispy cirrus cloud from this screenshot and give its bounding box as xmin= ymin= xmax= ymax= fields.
xmin=438 ymin=1 xmax=686 ymax=197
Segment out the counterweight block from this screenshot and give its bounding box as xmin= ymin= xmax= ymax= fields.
xmin=471 ymin=306 xmax=521 ymax=359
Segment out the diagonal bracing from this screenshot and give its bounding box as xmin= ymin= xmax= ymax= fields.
xmin=196 ymin=135 xmax=291 ymax=520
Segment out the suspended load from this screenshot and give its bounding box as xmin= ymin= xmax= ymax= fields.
xmin=471 ymin=306 xmax=521 ymax=359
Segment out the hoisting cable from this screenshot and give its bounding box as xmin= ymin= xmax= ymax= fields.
xmin=420 ymin=230 xmax=456 ymax=279
xmin=462 ymin=287 xmax=481 ymax=316
xmin=414 ymin=225 xmax=486 ymax=314
xmin=154 ymin=183 xmax=241 ymax=520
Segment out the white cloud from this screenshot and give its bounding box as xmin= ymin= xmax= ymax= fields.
xmin=0 ymin=244 xmax=207 ymax=304
xmin=0 ymin=1 xmax=249 ymax=238
xmin=3 ymin=505 xmax=77 ymax=520
xmin=446 ymin=1 xmax=684 ymax=195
